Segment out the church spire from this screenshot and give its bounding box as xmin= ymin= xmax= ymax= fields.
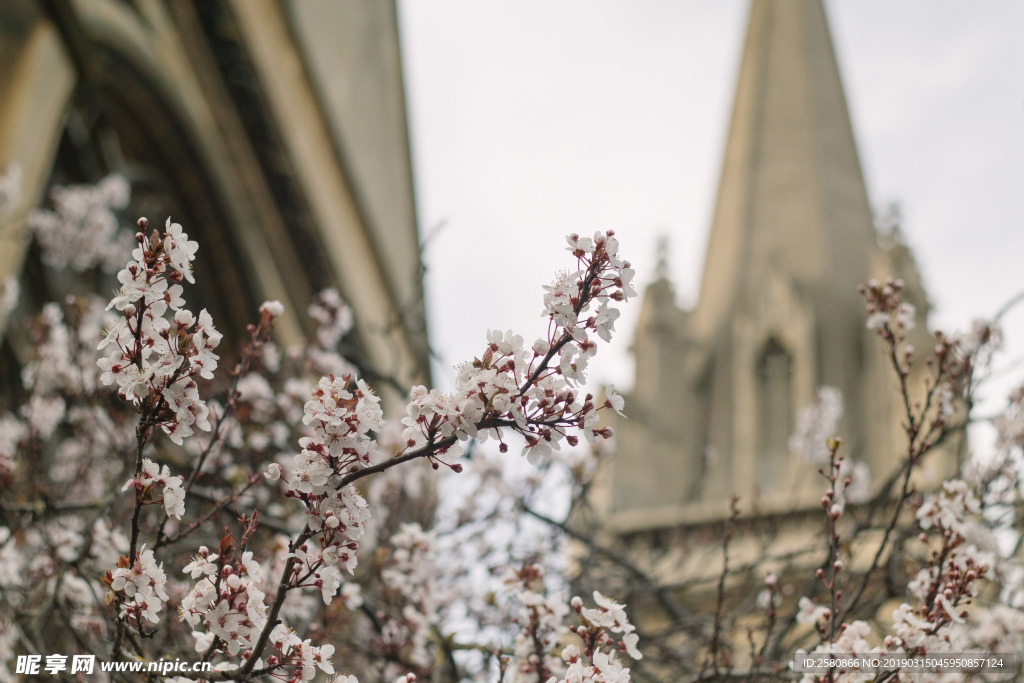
xmin=654 ymin=234 xmax=670 ymax=281
xmin=691 ymin=0 xmax=876 ymax=340
xmin=607 ymin=0 xmax=949 ymax=528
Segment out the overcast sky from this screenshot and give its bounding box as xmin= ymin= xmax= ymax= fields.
xmin=397 ymin=1 xmax=1024 ymax=420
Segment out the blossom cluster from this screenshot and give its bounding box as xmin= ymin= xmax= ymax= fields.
xmin=173 ymin=371 xmax=386 ymax=678
xmin=103 ymin=546 xmax=169 ymax=629
xmin=1 ymin=293 xmax=131 ymax=486
xmin=28 ymin=173 xmax=133 ymax=272
xmin=789 ymin=386 xmax=844 ymax=464
xmin=177 ymin=542 xmax=335 ymax=682
xmin=306 ymin=288 xmax=358 ymax=377
xmin=860 ymin=277 xmax=916 ymax=335
xmin=503 ymin=564 xmax=573 ymax=681
xmin=0 ymin=245 xmax=141 ymax=670
xmin=796 ymin=473 xmax=1012 ymax=682
xmin=890 ymin=481 xmax=993 ymax=652
xmin=2 ymin=167 xmax=646 ymax=683
xmin=573 ymin=590 xmax=642 ymax=660
xmin=122 ymin=457 xmax=187 ymax=519
xmin=401 ymin=231 xmax=634 ymax=466
xmin=266 ymin=624 xmax=337 ymax=682
xmin=790 ymin=295 xmax=1024 ymax=682
xmin=97 ymin=217 xmax=221 ymax=445
xmin=502 ymin=564 xmax=641 ymax=683
xmin=860 ymin=278 xmax=1006 ymax=457
xmin=277 ymin=375 xmax=383 ymax=568
xmin=379 ymin=523 xmax=449 ymax=671
xmin=1 ymin=518 xmax=127 ymax=663
xmin=179 ymin=544 xmax=267 ymax=655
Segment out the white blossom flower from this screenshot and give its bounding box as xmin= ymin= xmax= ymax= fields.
xmin=260 ymin=300 xmax=285 ymax=317
xmin=108 ymin=546 xmax=168 ymax=627
xmin=182 ymin=549 xmax=219 ymax=579
xmin=865 ymin=312 xmax=888 ymax=330
xmin=264 ymin=463 xmax=282 ymax=481
xmin=163 ymin=477 xmax=186 ymax=519
xmin=162 ymin=218 xmax=199 ymax=283
xmin=789 ymin=386 xmax=843 ymax=463
xmin=622 ymin=632 xmax=642 ymax=659
xmin=605 ymin=384 xmax=626 ymax=417
xmin=895 ymin=302 xmax=916 ymax=330
xmin=796 ymin=596 xmax=829 ymax=625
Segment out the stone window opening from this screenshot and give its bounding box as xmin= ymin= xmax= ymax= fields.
xmin=757 ymin=337 xmax=793 ymax=488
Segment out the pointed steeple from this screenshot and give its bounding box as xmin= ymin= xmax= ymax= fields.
xmin=691 ymin=0 xmax=875 ymax=341
xmin=606 ymin=0 xmax=953 ymax=533
xmin=607 ymin=0 xmax=928 ymax=524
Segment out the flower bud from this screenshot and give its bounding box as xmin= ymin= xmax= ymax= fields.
xmin=260 ymin=300 xmax=285 ymax=317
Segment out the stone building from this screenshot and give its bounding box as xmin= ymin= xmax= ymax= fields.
xmin=568 ymin=6 xmax=967 ymax=677
xmin=600 ymin=0 xmax=954 ymax=547
xmin=0 ymin=0 xmax=429 ymax=402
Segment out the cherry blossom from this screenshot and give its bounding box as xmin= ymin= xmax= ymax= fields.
xmin=401 ymin=231 xmax=631 ymax=468
xmin=97 ymin=218 xmax=219 ymax=445
xmin=104 ymin=546 xmax=169 ymax=629
xmin=27 ymin=173 xmax=132 ymax=272
xmin=789 ymin=386 xmax=844 ymax=463
xmin=501 ymin=564 xmax=641 ymax=683
xmin=121 ymin=457 xmax=187 ymax=519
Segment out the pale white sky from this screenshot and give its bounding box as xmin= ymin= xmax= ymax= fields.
xmin=398 ymin=1 xmax=1024 ymax=421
